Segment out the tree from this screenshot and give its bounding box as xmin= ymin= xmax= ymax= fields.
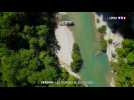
xmin=36 ymin=25 xmax=49 ymax=37
xmin=0 ymin=12 xmax=17 ymax=28
xmin=23 ymin=25 xmax=32 ymax=34
xmin=29 ymin=37 xmax=38 ymax=49
xmin=23 ymin=25 xmax=34 ymax=39
xmin=16 ymin=68 xmax=31 ymax=86
xmin=127 ymin=52 xmax=134 ymax=65
xmin=0 ymin=29 xmax=11 ymax=40
xmin=0 ymin=47 xmax=10 ymax=84
xmin=42 ymin=55 xmax=57 ymax=67
xmin=39 ymin=51 xmax=48 ymax=60
xmin=27 ymin=72 xmax=40 ymax=85
xmin=98 ymin=25 xmax=107 ymax=33
xmin=60 ymin=68 xmax=69 ymax=80
xmin=116 ymin=48 xmax=126 ymax=58
xmin=12 ymin=24 xmax=20 ymax=33
xmin=71 ymin=43 xmax=83 ymax=73
xmin=108 ymin=39 xmax=112 ymax=44
xmin=39 ymin=37 xmax=47 ymax=49
xmin=100 ymin=37 xmax=107 ymax=52
xmin=122 ymin=39 xmax=134 ymax=51
xmin=1 ymin=55 xmax=19 ymax=87
xmin=115 ymin=68 xmax=134 ymax=87
xmin=97 ymin=19 xmax=100 ymax=23
xmin=0 ymin=47 xmax=10 ymax=58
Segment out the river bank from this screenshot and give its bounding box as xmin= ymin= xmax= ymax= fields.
xmin=55 ymin=12 xmax=113 ymax=87
xmin=55 ymin=13 xmax=81 ymax=80
xmin=94 ymin=12 xmax=124 ymax=87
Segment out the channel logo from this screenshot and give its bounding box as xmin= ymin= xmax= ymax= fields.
xmin=108 ymin=16 xmax=126 ymax=20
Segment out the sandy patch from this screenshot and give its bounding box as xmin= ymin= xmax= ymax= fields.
xmin=55 ymin=24 xmax=81 ymax=79
xmin=55 ymin=25 xmax=74 ymax=66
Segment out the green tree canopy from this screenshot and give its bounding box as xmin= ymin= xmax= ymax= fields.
xmin=0 ymin=12 xmax=81 ymax=87
xmin=71 ymin=43 xmax=83 ymax=73
xmin=36 ymin=25 xmax=49 ymax=36
xmin=98 ymin=25 xmax=107 ymax=33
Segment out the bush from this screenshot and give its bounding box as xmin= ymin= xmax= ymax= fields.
xmin=97 ymin=19 xmax=100 ymax=23
xmin=100 ymin=37 xmax=107 ymax=53
xmin=98 ymin=25 xmax=107 ymax=33
xmin=108 ymin=39 xmax=113 ymax=44
xmin=71 ymin=43 xmax=83 ymax=73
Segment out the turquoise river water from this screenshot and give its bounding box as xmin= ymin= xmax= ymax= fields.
xmin=67 ymin=12 xmax=111 ymax=87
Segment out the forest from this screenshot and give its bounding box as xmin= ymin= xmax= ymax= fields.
xmin=0 ymin=12 xmax=82 ymax=87
xmin=112 ymin=39 xmax=134 ymax=86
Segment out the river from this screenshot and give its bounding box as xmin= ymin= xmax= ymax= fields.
xmin=67 ymin=12 xmax=111 ymax=87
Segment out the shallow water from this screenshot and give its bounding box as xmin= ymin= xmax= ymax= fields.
xmin=68 ymin=12 xmax=111 ymax=87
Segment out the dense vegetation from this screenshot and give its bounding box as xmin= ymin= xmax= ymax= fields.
xmin=98 ymin=25 xmax=106 ymax=34
xmin=0 ymin=12 xmax=81 ymax=87
xmin=97 ymin=25 xmax=107 ymax=53
xmin=100 ymin=35 xmax=107 ymax=53
xmin=112 ymin=39 xmax=134 ymax=87
xmin=97 ymin=13 xmax=134 ymax=87
xmin=71 ymin=43 xmax=83 ymax=73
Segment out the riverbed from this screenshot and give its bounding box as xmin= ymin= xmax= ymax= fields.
xmin=67 ymin=12 xmax=111 ymax=87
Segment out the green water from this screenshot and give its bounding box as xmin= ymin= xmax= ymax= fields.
xmin=68 ymin=12 xmax=110 ymax=87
